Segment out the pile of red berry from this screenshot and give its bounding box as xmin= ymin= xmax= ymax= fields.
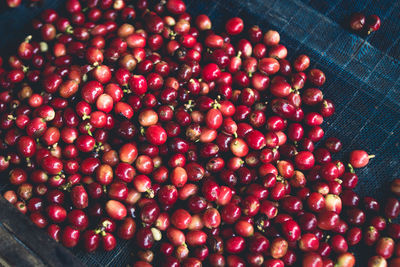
xmin=0 ymin=0 xmax=398 ymax=266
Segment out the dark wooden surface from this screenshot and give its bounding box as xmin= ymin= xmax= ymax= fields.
xmin=0 ymin=196 xmax=85 ymax=267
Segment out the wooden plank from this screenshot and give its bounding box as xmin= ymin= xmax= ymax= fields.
xmin=0 ymin=196 xmax=85 ymax=267
xmin=0 ymin=226 xmax=46 ymax=267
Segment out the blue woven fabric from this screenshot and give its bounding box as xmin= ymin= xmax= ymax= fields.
xmin=0 ymin=0 xmax=399 ymax=266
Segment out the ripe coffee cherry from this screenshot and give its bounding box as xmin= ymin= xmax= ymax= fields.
xmin=349 ymin=150 xmax=374 ymax=168
xmin=246 ymin=130 xmax=266 ymax=150
xmin=130 ymin=75 xmax=148 ymax=95
xmin=225 ymin=17 xmax=244 ymax=35
xmin=349 ymin=13 xmax=366 ymax=32
xmin=146 ymin=125 xmax=167 ymax=145
xmin=61 ymin=226 xmax=80 ymax=248
xmin=259 ymin=58 xmax=280 ymax=75
xmin=106 ymin=200 xmax=127 ymax=220
xmin=17 ymin=136 xmax=36 ymax=157
xmin=41 ymin=156 xmax=63 ymax=175
xmin=7 ymin=0 xmax=22 ymax=8
xmin=264 ymin=30 xmax=280 ymax=46
xmin=46 ymin=204 xmax=67 ymax=223
xmin=366 ymin=15 xmax=381 ymax=34
xmin=295 ymin=151 xmax=315 ymax=170
xmin=202 ymin=63 xmax=221 ymax=82
xmin=71 ymin=185 xmax=89 ymax=209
